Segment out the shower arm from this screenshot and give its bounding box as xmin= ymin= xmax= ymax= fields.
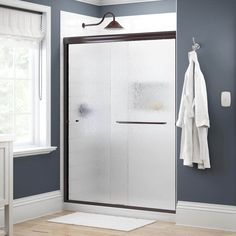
xmin=82 ymin=12 xmax=115 ymax=28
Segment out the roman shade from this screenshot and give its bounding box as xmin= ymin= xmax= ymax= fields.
xmin=0 ymin=7 xmax=45 ymax=41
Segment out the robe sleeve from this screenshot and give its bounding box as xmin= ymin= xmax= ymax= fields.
xmin=195 ymin=68 xmax=210 ymax=128
xmin=176 ymin=72 xmax=188 ymax=128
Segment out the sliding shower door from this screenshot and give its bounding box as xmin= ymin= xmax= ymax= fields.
xmin=68 ymin=43 xmax=111 ymax=203
xmin=65 ymin=32 xmax=176 ymax=211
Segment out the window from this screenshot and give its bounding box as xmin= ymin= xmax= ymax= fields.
xmin=0 ymin=3 xmax=56 ymax=157
xmin=0 ymin=38 xmax=39 ymax=147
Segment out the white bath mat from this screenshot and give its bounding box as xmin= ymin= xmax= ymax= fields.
xmin=48 ymin=212 xmax=155 ymax=231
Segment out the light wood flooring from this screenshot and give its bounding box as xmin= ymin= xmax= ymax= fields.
xmin=14 ymin=211 xmax=236 ymax=236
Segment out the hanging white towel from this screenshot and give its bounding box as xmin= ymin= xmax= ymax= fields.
xmin=177 ymin=51 xmax=210 ymax=169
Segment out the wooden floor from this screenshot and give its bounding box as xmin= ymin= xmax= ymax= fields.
xmin=14 ymin=212 xmax=236 ymax=236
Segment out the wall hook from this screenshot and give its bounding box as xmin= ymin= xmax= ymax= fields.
xmin=192 ymin=37 xmax=200 ymax=51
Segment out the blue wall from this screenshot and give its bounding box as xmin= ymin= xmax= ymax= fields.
xmin=177 ymin=0 xmax=236 ymax=206
xmin=14 ymin=0 xmax=99 ymax=199
xmin=100 ymin=0 xmax=176 ymax=16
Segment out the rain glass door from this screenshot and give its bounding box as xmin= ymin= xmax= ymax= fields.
xmin=66 ymin=34 xmax=176 ymax=211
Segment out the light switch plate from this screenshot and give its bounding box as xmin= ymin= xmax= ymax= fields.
xmin=221 ymin=91 xmax=231 ymax=107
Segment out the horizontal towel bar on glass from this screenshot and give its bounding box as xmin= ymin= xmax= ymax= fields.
xmin=116 ymin=121 xmax=167 ymax=125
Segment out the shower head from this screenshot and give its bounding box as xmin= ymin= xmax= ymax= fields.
xmin=104 ymin=20 xmax=123 ymax=29
xmin=82 ymin=12 xmax=124 ymax=30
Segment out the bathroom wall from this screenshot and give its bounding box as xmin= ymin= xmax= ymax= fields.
xmin=100 ymin=0 xmax=176 ymax=16
xmin=61 ymin=11 xmax=176 ymax=36
xmin=14 ymin=0 xmax=99 ymax=199
xmin=177 ymin=0 xmax=236 ymax=206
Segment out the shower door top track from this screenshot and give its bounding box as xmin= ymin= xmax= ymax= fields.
xmin=64 ymin=31 xmax=176 ymax=214
xmin=63 ymin=31 xmax=176 ymax=45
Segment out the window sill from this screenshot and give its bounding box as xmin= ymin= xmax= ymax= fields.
xmin=13 ymin=146 xmax=57 ymax=158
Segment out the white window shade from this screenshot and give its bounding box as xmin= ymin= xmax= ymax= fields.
xmin=0 ymin=7 xmax=45 ymax=41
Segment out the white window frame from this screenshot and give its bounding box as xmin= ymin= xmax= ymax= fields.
xmin=0 ymin=0 xmax=57 ymax=157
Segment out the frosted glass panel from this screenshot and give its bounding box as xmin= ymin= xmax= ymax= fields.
xmin=68 ymin=43 xmax=111 ymax=203
xmin=68 ymin=39 xmax=175 ymax=210
xmin=110 ymin=40 xmax=175 ymax=210
xmin=0 ymin=148 xmax=5 ymax=201
xmin=110 ymin=43 xmax=129 ymax=205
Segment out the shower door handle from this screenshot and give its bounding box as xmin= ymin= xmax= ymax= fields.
xmin=116 ymin=121 xmax=167 ymax=125
xmin=79 ymin=104 xmax=91 ymax=117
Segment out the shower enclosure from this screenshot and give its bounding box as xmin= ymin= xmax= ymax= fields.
xmin=64 ymin=31 xmax=176 ymax=212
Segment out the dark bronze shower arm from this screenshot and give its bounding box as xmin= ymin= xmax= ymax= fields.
xmin=82 ymin=12 xmax=115 ymax=28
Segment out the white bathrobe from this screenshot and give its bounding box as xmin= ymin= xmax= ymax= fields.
xmin=177 ymin=51 xmax=210 ymax=169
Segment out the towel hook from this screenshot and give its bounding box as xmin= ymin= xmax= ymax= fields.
xmin=192 ymin=37 xmax=200 ymax=51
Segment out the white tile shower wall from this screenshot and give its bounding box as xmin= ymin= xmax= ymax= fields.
xmin=61 ymin=11 xmax=176 ymax=37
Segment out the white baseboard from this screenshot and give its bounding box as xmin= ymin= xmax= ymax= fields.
xmin=0 ymin=191 xmax=63 ymax=226
xmin=63 ymin=202 xmax=176 ymax=222
xmin=176 ymin=201 xmax=236 ymax=232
